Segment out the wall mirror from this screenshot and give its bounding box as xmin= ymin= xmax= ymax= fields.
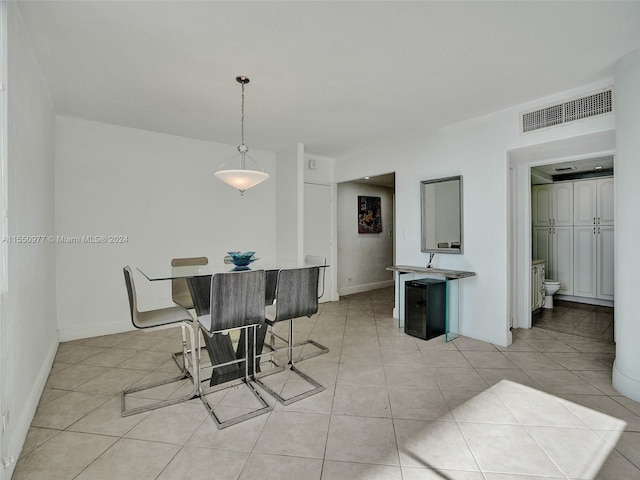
xmin=421 ymin=175 xmax=463 ymax=254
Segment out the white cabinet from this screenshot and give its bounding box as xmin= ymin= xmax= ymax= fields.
xmin=573 ymin=224 xmax=614 ymax=300
xmin=534 ymin=177 xmax=613 ymax=303
xmin=572 ymin=177 xmax=614 ymax=301
xmin=573 ymin=178 xmax=614 ymax=226
xmin=532 ymin=183 xmax=573 ymax=227
xmin=573 ymin=181 xmax=597 ymax=226
xmin=532 ymin=226 xmax=573 ymax=295
xmin=532 ymin=185 xmax=552 ymax=226
xmin=597 ymin=178 xmax=614 ymax=225
xmin=573 ymin=226 xmax=597 ymax=297
xmin=597 ymin=225 xmax=615 ymax=300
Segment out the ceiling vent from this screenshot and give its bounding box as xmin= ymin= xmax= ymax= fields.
xmin=554 ymin=166 xmax=577 ymax=172
xmin=521 ymin=88 xmax=612 ymax=133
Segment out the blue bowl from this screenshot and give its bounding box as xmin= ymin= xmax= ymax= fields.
xmin=227 ymin=251 xmax=256 ymax=267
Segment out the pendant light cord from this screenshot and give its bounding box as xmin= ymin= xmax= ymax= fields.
xmin=240 ymin=81 xmax=245 ymax=147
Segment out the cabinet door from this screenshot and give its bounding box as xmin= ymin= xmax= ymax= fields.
xmin=552 ymin=183 xmax=573 ymax=226
xmin=597 ymin=178 xmax=614 ymax=226
xmin=597 ymin=225 xmax=614 ymax=300
xmin=532 ymin=227 xmax=552 ymax=274
xmin=531 ymin=185 xmax=552 ymax=227
xmin=573 ymin=180 xmax=597 ymax=226
xmin=531 ymin=265 xmax=538 ymax=311
xmin=573 ymin=226 xmax=597 ymax=298
xmin=553 ymin=226 xmax=573 ymax=295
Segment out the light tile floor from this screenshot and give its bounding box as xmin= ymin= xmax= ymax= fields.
xmin=14 ymin=288 xmax=640 ymax=479
xmin=533 ymin=300 xmax=614 ymax=343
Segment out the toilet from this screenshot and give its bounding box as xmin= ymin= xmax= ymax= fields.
xmin=543 ymin=280 xmax=561 ymax=309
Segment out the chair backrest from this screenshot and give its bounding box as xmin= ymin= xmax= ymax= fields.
xmin=171 ymin=257 xmax=208 ymax=309
xmin=304 ymin=255 xmax=327 ymax=299
xmin=275 ymin=266 xmax=320 ymax=321
xmin=264 ymin=269 xmax=278 ymax=306
xmin=186 ymin=275 xmax=212 ymax=316
xmin=206 ymin=269 xmax=266 ymax=334
xmin=123 ymin=266 xmax=142 ymax=328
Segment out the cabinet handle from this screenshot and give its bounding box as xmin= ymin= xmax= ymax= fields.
xmin=553 ymin=219 xmax=556 ymax=225
xmin=598 ymin=227 xmax=601 ymax=234
xmin=593 ymin=217 xmax=596 ymax=224
xmin=549 ymin=219 xmax=552 ymax=225
xmin=598 ymin=217 xmax=601 ymax=224
xmin=594 ymin=227 xmax=596 ymax=234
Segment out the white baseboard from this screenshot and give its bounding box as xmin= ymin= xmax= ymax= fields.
xmin=613 ymin=360 xmax=640 ymax=403
xmin=555 ymin=295 xmax=614 ymax=307
xmin=3 ymin=338 xmax=58 ymax=479
xmin=338 ymin=280 xmax=395 ymax=297
xmin=58 ymin=320 xmax=132 ymax=342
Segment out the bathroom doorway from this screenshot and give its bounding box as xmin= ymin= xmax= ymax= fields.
xmin=506 ymin=130 xmax=615 ymax=333
xmin=529 ymin=156 xmax=614 ymax=343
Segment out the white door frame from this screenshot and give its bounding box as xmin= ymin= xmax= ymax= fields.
xmin=507 ymin=130 xmax=615 ymax=330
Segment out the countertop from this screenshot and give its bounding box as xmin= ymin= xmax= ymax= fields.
xmin=386 ymin=265 xmax=476 ymax=279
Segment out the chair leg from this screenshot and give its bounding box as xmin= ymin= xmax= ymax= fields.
xmin=253 ymin=319 xmax=325 ymax=406
xmin=122 ymin=321 xmax=200 ymax=417
xmin=266 ymin=317 xmax=330 ymax=364
xmin=171 ymin=321 xmax=209 ymax=372
xmin=198 ymin=324 xmax=271 ymax=429
xmin=292 ymin=338 xmax=330 ymax=362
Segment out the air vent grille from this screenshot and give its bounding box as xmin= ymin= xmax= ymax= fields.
xmin=522 ymin=89 xmax=612 ymax=133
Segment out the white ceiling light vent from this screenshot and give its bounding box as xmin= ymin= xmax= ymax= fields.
xmin=521 ymin=88 xmax=612 ymax=133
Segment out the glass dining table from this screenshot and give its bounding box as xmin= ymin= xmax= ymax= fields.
xmin=136 ymin=259 xmax=327 ymax=387
xmin=136 ymin=259 xmax=318 ymax=282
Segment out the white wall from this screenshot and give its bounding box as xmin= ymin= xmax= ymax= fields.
xmin=304 ymin=154 xmax=333 ymax=184
xmin=337 ymin=182 xmax=394 ymax=295
xmin=275 ymin=144 xmax=303 ymax=264
xmin=613 ymin=47 xmax=640 ymax=402
xmin=1 ymin=3 xmax=57 ymax=476
xmin=54 ymin=116 xmax=276 ymax=340
xmin=334 ymin=79 xmax=615 ymax=346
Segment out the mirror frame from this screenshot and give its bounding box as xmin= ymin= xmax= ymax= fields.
xmin=420 ymin=175 xmax=463 ymax=254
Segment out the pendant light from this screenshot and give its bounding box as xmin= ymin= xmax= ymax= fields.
xmin=215 ymin=76 xmax=269 ymax=195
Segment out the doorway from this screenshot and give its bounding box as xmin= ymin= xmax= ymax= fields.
xmin=507 ymin=130 xmax=615 ymax=333
xmin=336 ymin=173 xmax=395 ymax=297
xmin=529 ymin=156 xmax=615 ymax=342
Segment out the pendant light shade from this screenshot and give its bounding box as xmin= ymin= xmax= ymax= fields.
xmin=215 ymin=167 xmax=269 ymax=191
xmin=215 ymin=76 xmax=269 ymax=195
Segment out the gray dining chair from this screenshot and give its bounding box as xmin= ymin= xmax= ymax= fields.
xmin=254 ymin=266 xmax=325 ymax=405
xmin=305 ymin=254 xmax=327 ymax=299
xmin=196 ymin=269 xmax=271 ymax=428
xmin=271 ymin=255 xmax=329 ymax=362
xmin=121 ymin=266 xmax=199 ymax=417
xmin=171 ymin=256 xmax=208 ymax=309
xmin=170 ymin=257 xmax=208 ymax=372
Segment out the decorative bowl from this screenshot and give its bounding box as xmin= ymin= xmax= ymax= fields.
xmin=227 ymin=251 xmax=256 ymax=267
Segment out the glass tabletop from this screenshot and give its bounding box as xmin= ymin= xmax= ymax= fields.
xmin=137 ymin=259 xmax=328 ymax=281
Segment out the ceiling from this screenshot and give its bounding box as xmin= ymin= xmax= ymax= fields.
xmin=531 ymin=155 xmax=614 ymax=184
xmin=351 ymin=173 xmax=395 ymax=189
xmin=17 ymin=1 xmax=640 ymax=158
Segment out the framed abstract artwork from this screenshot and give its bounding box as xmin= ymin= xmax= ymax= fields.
xmin=358 ymin=196 xmax=382 ymax=234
